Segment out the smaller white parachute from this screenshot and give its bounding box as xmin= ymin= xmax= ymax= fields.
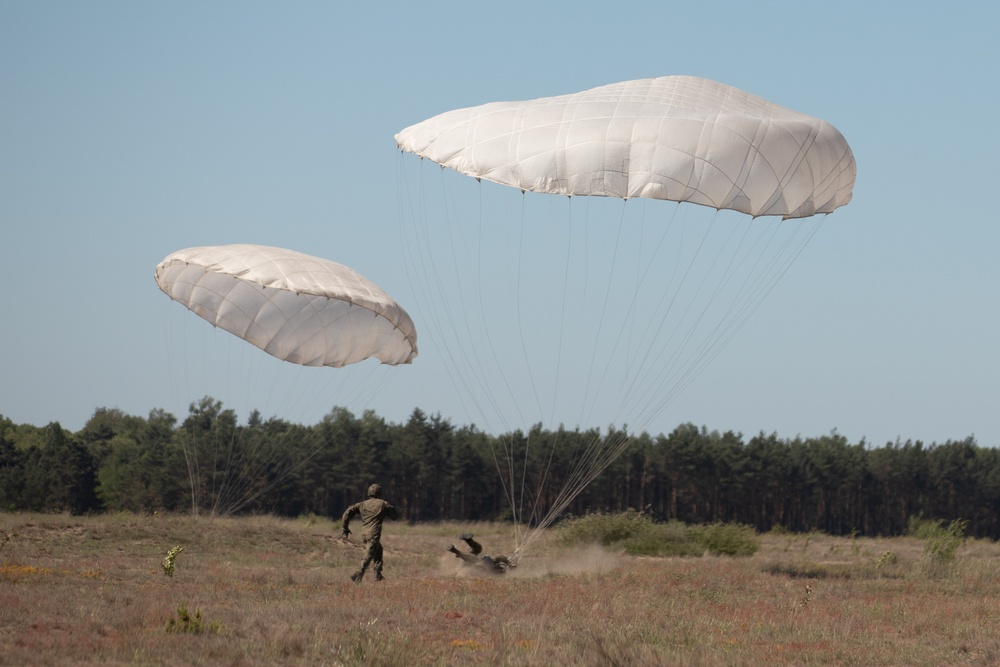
xmin=155 ymin=244 xmax=418 ymax=367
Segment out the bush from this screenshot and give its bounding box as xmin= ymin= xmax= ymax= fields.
xmin=924 ymin=518 xmax=968 ymax=562
xmin=557 ymin=511 xmax=759 ymax=558
xmin=621 ymin=521 xmax=702 ymax=557
xmin=907 ymin=515 xmax=945 ymax=540
xmin=556 ymin=509 xmax=653 ymax=547
xmin=694 ymin=523 xmax=760 ymax=557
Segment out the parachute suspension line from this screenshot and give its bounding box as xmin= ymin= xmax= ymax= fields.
xmin=529 ymin=195 xmax=579 ymax=527
xmin=588 ymin=199 xmax=686 ymax=429
xmin=578 ymin=199 xmax=630 ymax=427
xmin=582 ymin=202 xmax=706 ymax=432
xmin=512 ymin=191 xmax=535 ymax=539
xmin=514 ymin=190 xmax=545 ymax=424
xmin=628 ymin=213 xmax=824 ymax=430
xmin=624 ymin=210 xmax=762 ymax=428
xmin=398 ymin=157 xmax=524 ymax=539
xmin=164 ymin=299 xmax=202 ymax=515
xmin=511 ymin=199 xmax=631 ymax=552
xmin=459 ymin=171 xmax=527 ymax=435
xmin=623 ymin=198 xmax=648 ymax=381
xmin=515 ymin=200 xmax=650 ymax=546
xmin=442 ymin=166 xmax=500 ymax=425
xmin=516 ymin=426 xmax=639 ymax=558
xmin=399 ymin=157 xmax=486 ymax=426
xmin=468 ymin=177 xmax=528 ymax=538
xmin=192 ymin=293 xmax=331 ymax=516
xmin=546 ymin=194 xmax=575 ymax=426
xmin=628 ymin=211 xmax=748 ymax=422
xmin=623 ymin=201 xmax=683 ymax=381
xmin=697 ymin=215 xmax=823 ymax=368
xmin=400 ymin=157 xmax=488 ymax=430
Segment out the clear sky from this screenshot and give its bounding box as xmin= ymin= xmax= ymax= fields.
xmin=2 ymin=1 xmax=997 ymax=447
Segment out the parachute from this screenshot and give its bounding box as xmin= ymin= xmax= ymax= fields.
xmin=396 ymin=75 xmax=855 ymax=217
xmin=155 ymin=244 xmax=417 ymax=515
xmin=155 ymin=244 xmax=418 ymax=367
xmin=396 ymin=76 xmax=855 ymax=559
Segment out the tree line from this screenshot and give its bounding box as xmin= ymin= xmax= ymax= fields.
xmin=1 ymin=401 xmax=998 ymax=539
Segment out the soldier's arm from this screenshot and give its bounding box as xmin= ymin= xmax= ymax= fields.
xmin=384 ymin=502 xmax=400 ymax=521
xmin=341 ymin=503 xmax=360 ymax=532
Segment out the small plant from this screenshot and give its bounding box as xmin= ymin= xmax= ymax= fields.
xmin=849 ymin=528 xmax=861 ymax=556
xmin=333 ymin=618 xmax=381 ymax=663
xmin=924 ymin=519 xmax=968 ymax=563
xmin=0 ymin=532 xmax=13 ymax=556
xmin=875 ymin=550 xmax=898 ymax=576
xmin=799 ymin=584 xmax=814 ymax=608
xmin=165 ymin=603 xmax=220 ymax=634
xmin=162 ymin=545 xmax=185 ymax=577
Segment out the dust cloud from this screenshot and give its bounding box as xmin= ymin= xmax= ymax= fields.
xmin=437 ymin=543 xmax=620 ymax=579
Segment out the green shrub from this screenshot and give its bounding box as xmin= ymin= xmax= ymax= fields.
xmin=556 ymin=509 xmax=653 ymax=547
xmin=557 ymin=511 xmax=759 ymax=558
xmin=694 ymin=523 xmax=760 ymax=557
xmin=621 ymin=521 xmax=703 ymax=557
xmin=907 ymin=515 xmax=943 ymax=539
xmin=924 ymin=518 xmax=968 ymax=562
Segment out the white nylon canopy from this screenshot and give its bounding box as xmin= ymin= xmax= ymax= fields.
xmin=155 ymin=244 xmax=418 ymax=367
xmin=395 ymin=75 xmax=856 ymax=219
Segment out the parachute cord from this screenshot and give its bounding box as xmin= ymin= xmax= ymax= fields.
xmin=626 ymin=212 xmax=763 ymax=426
xmin=628 ymin=214 xmax=824 ymax=430
xmin=523 ymin=197 xmax=576 ymax=535
xmin=512 ymin=192 xmax=542 ymax=532
xmin=410 ymin=162 xmax=494 ymax=426
xmin=515 ymin=192 xmax=545 ymax=423
xmin=623 ymin=211 xmax=744 ymax=421
xmin=398 ymin=156 xmax=523 ymax=531
xmin=578 ymin=199 xmax=629 ymax=426
xmin=552 ymin=196 xmax=574 ymax=424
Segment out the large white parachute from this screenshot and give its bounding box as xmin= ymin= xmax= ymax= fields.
xmin=396 ymin=76 xmax=855 ymax=560
xmin=396 ymin=75 xmax=855 ymax=218
xmin=155 ymin=244 xmax=418 ymax=367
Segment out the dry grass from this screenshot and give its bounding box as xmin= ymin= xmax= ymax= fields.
xmin=1 ymin=513 xmax=998 ymax=666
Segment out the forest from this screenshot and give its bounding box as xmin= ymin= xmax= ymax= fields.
xmin=1 ymin=400 xmax=998 ymax=540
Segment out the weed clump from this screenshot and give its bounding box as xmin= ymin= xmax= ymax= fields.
xmin=556 ymin=511 xmax=759 ymax=557
xmin=922 ymin=519 xmax=968 ymax=562
xmin=165 ymin=603 xmax=220 ymax=634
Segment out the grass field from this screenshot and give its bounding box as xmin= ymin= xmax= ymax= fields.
xmin=1 ymin=512 xmax=998 ymax=666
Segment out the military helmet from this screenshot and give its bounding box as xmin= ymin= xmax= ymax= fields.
xmin=367 ymin=483 xmax=382 ymax=498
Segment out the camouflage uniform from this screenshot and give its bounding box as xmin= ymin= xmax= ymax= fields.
xmin=447 ymin=534 xmax=514 ymax=575
xmin=341 ymin=483 xmax=399 ymax=582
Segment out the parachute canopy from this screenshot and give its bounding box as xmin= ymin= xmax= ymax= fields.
xmin=155 ymin=244 xmax=418 ymax=367
xmin=395 ymin=75 xmax=855 ymax=219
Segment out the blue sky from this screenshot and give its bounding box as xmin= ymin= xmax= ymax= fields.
xmin=2 ymin=1 xmax=997 ymax=447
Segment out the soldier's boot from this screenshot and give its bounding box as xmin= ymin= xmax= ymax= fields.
xmin=461 ymin=534 xmax=483 ymax=556
xmin=447 ymin=544 xmax=461 ymax=556
xmin=350 ymin=569 xmax=364 ymax=583
xmin=374 ymin=570 xmax=384 ymax=582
